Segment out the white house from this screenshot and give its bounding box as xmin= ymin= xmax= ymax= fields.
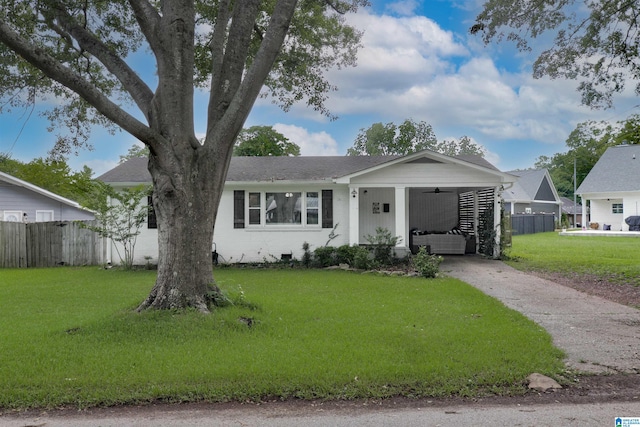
xmin=0 ymin=171 xmax=95 ymax=222
xmin=576 ymin=144 xmax=640 ymax=231
xmin=98 ymin=150 xmax=518 ymax=264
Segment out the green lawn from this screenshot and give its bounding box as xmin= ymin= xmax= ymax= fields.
xmin=506 ymin=232 xmax=640 ymax=286
xmin=0 ymin=267 xmax=564 ymax=409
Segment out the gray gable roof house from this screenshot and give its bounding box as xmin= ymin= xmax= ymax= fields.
xmin=576 ymin=144 xmax=640 ymax=231
xmin=0 ymin=171 xmax=95 ymax=223
xmin=502 ymin=168 xmax=561 ymax=218
xmin=99 ymin=151 xmax=518 ymax=264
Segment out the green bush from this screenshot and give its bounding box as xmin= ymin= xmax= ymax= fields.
xmin=302 ymin=242 xmax=312 ymax=268
xmin=335 ymin=244 xmax=357 ymax=265
xmin=352 ymin=246 xmax=373 ymax=270
xmin=313 ymin=246 xmax=336 ymax=267
xmin=365 ymin=227 xmax=401 ymax=266
xmin=412 ymin=246 xmax=443 ymax=278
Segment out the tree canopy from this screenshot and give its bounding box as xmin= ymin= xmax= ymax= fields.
xmin=471 ymin=0 xmax=640 ymax=108
xmin=347 ymin=119 xmax=485 ymax=157
xmin=233 ymin=125 xmax=300 ymax=156
xmin=0 ymin=0 xmax=368 ymax=312
xmin=0 ymin=155 xmax=99 ymax=206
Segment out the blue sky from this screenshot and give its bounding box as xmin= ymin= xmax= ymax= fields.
xmin=1 ymin=0 xmax=639 ymax=176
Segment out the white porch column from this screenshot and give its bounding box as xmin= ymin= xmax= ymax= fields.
xmin=395 ymin=186 xmax=407 ymax=247
xmin=493 ymin=186 xmax=502 ymax=259
xmin=348 ymin=186 xmax=360 ymax=245
xmin=581 ymin=196 xmax=587 ymax=229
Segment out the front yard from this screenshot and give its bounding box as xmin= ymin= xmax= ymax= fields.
xmin=0 ymin=267 xmax=564 ymax=410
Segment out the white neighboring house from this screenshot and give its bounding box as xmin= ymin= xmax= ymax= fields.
xmin=0 ymin=171 xmax=95 ymax=223
xmin=576 ymin=144 xmax=640 ymax=231
xmin=98 ymin=150 xmax=518 ymax=265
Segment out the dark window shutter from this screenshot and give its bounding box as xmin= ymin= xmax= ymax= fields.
xmin=322 ymin=189 xmax=333 ymax=228
xmin=147 ymin=195 xmax=157 ymax=229
xmin=234 ymin=190 xmax=245 ymax=229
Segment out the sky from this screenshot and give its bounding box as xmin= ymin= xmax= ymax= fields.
xmin=1 ymin=0 xmax=639 ymax=177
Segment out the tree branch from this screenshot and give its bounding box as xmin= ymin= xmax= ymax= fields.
xmin=127 ymin=0 xmax=162 ymax=54
xmin=209 ymin=0 xmax=299 ymax=145
xmin=0 ymin=19 xmax=164 ymax=147
xmin=49 ymin=2 xmax=155 ymax=119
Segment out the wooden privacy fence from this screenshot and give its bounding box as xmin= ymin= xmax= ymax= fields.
xmin=0 ymin=220 xmax=104 ymax=268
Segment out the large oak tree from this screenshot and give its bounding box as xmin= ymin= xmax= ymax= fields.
xmin=0 ymin=0 xmax=367 ymax=312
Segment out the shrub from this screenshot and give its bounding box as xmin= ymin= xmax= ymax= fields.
xmin=365 ymin=227 xmax=402 ymax=266
xmin=302 ymin=242 xmax=312 ymax=268
xmin=352 ymin=246 xmax=373 ymax=270
xmin=335 ymin=244 xmax=358 ymax=265
xmin=313 ymin=246 xmax=337 ymax=267
xmin=412 ymin=246 xmax=443 ymax=278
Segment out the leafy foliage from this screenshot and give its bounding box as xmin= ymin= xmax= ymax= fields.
xmin=411 ymin=246 xmax=443 ymax=278
xmin=347 ymin=119 xmax=485 ymax=157
xmin=84 ymin=184 xmax=151 ymax=269
xmin=233 ymin=125 xmax=300 ymax=156
xmin=472 ymin=0 xmax=640 ymax=108
xmin=365 ymin=227 xmax=402 ymax=266
xmin=119 ymin=144 xmax=150 ymax=163
xmin=347 ymin=119 xmax=438 ymax=156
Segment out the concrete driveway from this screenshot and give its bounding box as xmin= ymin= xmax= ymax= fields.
xmin=441 ymin=255 xmax=640 ymax=374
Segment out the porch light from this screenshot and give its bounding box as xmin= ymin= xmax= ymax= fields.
xmin=351 ymin=189 xmax=358 ymax=198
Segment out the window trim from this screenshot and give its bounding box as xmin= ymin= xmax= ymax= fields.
xmin=240 ymin=190 xmax=330 ymax=229
xmin=612 ymin=203 xmax=623 ymax=214
xmin=3 ymin=210 xmax=23 ymax=222
xmin=35 ymin=210 xmax=54 ymax=222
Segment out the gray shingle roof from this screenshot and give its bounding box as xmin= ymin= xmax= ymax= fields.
xmin=502 ymin=169 xmax=552 ymax=202
xmin=576 ymin=145 xmax=640 ymax=194
xmin=560 ymin=196 xmax=582 ymax=214
xmin=97 ymin=153 xmax=499 ymax=184
xmin=98 ymin=156 xmax=400 ymax=184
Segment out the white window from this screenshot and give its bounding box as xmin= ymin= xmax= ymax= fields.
xmin=265 ymin=192 xmax=302 ymax=225
xmin=36 ymin=210 xmax=54 ymax=222
xmin=306 ymin=192 xmax=319 ymax=225
xmin=245 ymin=191 xmax=320 ymax=227
xmin=3 ymin=211 xmax=22 ymax=222
xmin=248 ymin=192 xmax=261 ymax=225
xmin=612 ymin=203 xmax=623 ymax=214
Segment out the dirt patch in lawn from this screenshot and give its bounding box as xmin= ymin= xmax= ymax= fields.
xmin=528 ymin=270 xmax=640 ymax=309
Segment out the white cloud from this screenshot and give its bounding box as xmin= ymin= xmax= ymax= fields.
xmin=273 ymin=124 xmax=339 ymax=156
xmin=385 ymin=0 xmax=419 ymax=16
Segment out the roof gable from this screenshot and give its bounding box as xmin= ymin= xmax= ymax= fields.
xmin=503 ymin=169 xmax=559 ymax=202
xmin=0 ymin=171 xmax=87 ymax=210
xmin=576 ymin=145 xmax=640 ymax=194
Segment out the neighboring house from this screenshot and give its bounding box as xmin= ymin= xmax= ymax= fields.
xmin=559 ymin=196 xmax=585 ymax=228
xmin=576 ymin=144 xmax=640 ymax=231
xmin=0 ymin=171 xmax=95 ymax=222
xmin=502 ymin=169 xmax=562 ymax=220
xmin=98 ymin=150 xmax=518 ymax=264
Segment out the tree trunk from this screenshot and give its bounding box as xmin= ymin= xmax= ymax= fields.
xmin=136 ymin=151 xmax=225 ymax=313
